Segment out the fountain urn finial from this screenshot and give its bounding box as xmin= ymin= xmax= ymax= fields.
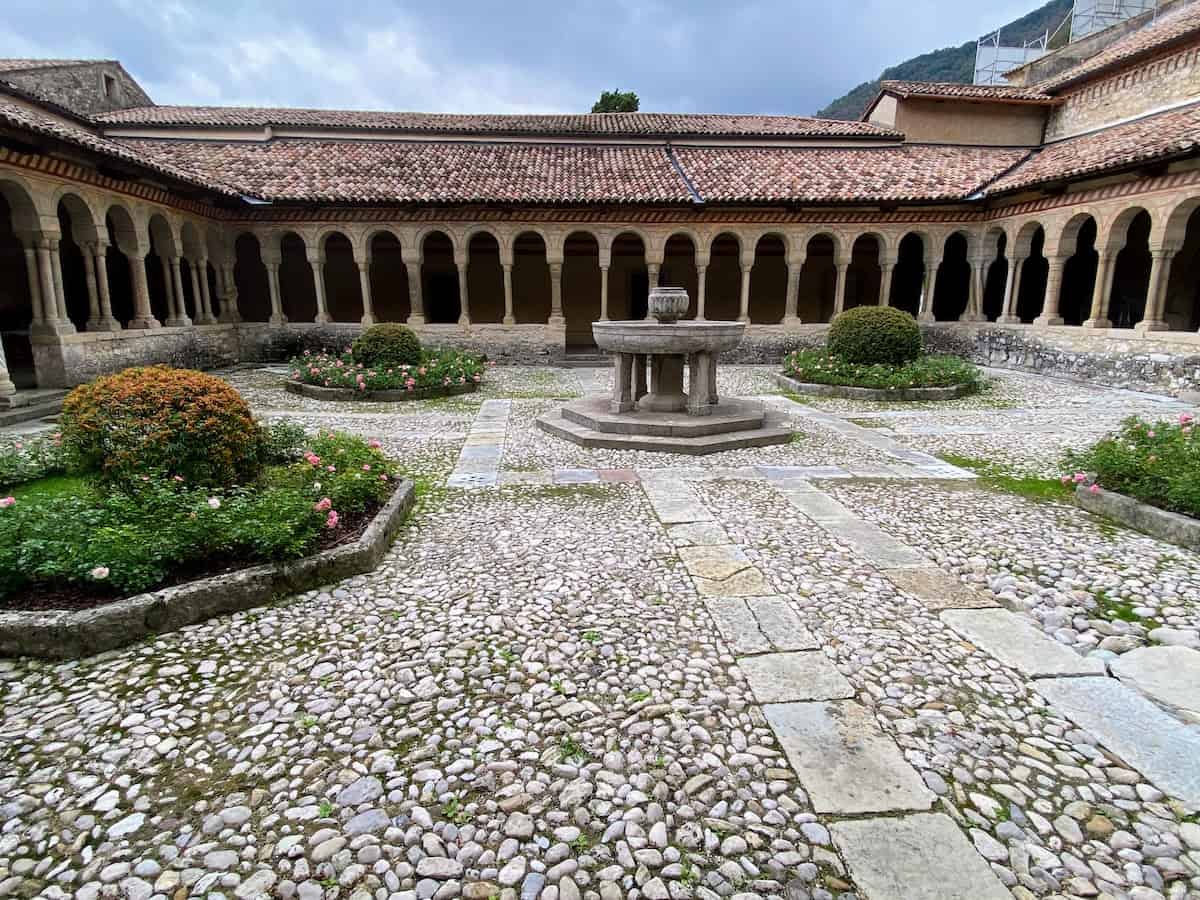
xmin=647 ymin=286 xmax=690 ymax=324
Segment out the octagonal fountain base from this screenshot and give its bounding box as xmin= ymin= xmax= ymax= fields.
xmin=536 ymin=396 xmax=792 ymax=455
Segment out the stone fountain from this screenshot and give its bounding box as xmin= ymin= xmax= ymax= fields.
xmin=537 ymin=287 xmax=792 ymax=454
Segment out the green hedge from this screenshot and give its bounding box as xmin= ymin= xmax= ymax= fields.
xmin=353 ymin=323 xmax=422 ymax=368
xmin=828 ymin=306 xmax=922 ymax=365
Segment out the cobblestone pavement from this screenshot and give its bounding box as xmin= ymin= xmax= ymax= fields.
xmin=1 ymin=366 xmax=1199 ymax=900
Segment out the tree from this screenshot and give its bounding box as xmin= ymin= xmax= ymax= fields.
xmin=591 ymin=90 xmax=639 ymax=113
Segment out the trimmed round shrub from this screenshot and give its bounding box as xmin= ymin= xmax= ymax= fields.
xmin=60 ymin=365 xmax=265 ymax=487
xmin=353 ymin=323 xmax=422 ymax=368
xmin=827 ymin=306 xmax=922 ymax=365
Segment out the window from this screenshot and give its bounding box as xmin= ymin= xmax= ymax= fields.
xmin=102 ymin=74 xmax=118 ymax=99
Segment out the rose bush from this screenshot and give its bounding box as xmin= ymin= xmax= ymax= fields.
xmin=1063 ymin=413 xmax=1200 ymax=518
xmin=288 ymin=347 xmax=485 ymax=394
xmin=782 ymin=349 xmax=982 ymax=391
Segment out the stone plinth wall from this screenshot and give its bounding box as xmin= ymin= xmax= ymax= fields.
xmin=722 ymin=324 xmax=828 ymax=364
xmin=923 ymin=323 xmax=1200 ymax=397
xmin=36 ymin=325 xmax=240 ymax=387
xmin=236 ymin=322 xmax=566 ymax=365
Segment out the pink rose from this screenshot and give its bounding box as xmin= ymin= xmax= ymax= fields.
xmin=314 ymin=497 xmax=332 ymax=511
xmin=1089 ymin=484 xmax=1100 ymax=493
xmin=362 ymin=464 xmax=371 ymax=471
xmin=0 ymin=496 xmax=14 ymax=508
xmin=326 ymin=509 xmax=339 ymax=529
xmin=368 ymin=439 xmax=381 ymax=449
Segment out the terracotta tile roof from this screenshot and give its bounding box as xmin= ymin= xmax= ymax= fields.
xmin=120 ymin=136 xmax=1030 ymax=205
xmin=879 ymin=80 xmax=1054 ymax=102
xmin=97 ymin=106 xmax=901 ymax=139
xmin=984 ymin=101 xmax=1200 ymax=194
xmin=1038 ymin=0 xmax=1200 ymax=91
xmin=123 ymin=138 xmax=696 ymax=204
xmin=672 ymin=144 xmax=1030 ymax=203
xmin=0 ymin=92 xmax=239 ymax=196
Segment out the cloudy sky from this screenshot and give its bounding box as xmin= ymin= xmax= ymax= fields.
xmin=5 ymin=0 xmax=1040 ymax=115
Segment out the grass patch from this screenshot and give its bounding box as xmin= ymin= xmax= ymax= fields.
xmin=941 ymin=454 xmax=1073 ymax=502
xmin=10 ymin=473 xmax=91 ymax=502
xmin=1092 ymin=588 xmax=1160 ymax=630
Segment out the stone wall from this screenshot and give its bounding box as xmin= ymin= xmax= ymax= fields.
xmin=37 ymin=325 xmax=240 ymax=387
xmin=923 ymin=323 xmax=1200 ymax=396
xmin=5 ymin=62 xmax=153 ymax=116
xmin=236 ymin=322 xmax=567 ymax=365
xmin=1046 ymin=44 xmax=1200 ymax=140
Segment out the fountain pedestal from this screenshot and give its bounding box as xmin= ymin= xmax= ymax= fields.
xmin=536 ymin=296 xmax=793 ymax=455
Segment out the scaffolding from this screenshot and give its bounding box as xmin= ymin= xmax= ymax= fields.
xmin=974 ymin=30 xmax=1049 ymax=85
xmin=1070 ymin=0 xmax=1158 ymax=41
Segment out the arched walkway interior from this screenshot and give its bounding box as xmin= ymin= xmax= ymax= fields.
xmin=560 ymin=232 xmax=594 ymax=345
xmin=422 ymin=232 xmax=460 ymax=324
xmin=324 ymin=233 xmax=362 ymax=323
xmin=1059 ymin=218 xmax=1099 ymax=327
xmin=1164 ymin=206 xmax=1200 ymax=331
xmin=279 ymin=233 xmax=317 ymax=323
xmin=749 ymin=235 xmax=787 ymax=323
xmin=891 ymin=234 xmax=925 ymax=317
xmin=706 ymin=235 xmax=740 ymax=321
xmin=1109 ymin=211 xmax=1152 ymax=329
xmin=234 ymin=234 xmax=270 ymax=322
xmin=1016 ymin=228 xmax=1049 ymax=323
xmin=933 ymin=233 xmax=970 ymax=322
xmin=0 ymin=190 xmax=35 ymax=387
xmin=466 ymin=233 xmax=504 ymax=324
xmin=982 ymin=234 xmax=1008 ymax=322
xmin=609 ymin=234 xmax=648 ymax=322
xmin=662 ymin=235 xmax=698 ymax=319
xmin=845 ymin=236 xmax=881 ymax=311
xmin=798 ymin=235 xmax=836 ymax=323
xmin=368 ymin=233 xmax=409 ymax=323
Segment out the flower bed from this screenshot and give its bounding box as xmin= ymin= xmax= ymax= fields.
xmin=1063 ymin=414 xmax=1200 ymax=519
xmin=779 ymin=350 xmax=982 ymax=400
xmin=0 ymin=428 xmax=400 ymax=612
xmin=288 ymin=348 xmax=486 ymax=400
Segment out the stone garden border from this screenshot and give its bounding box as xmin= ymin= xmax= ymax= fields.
xmin=0 ymin=480 xmax=416 ymax=660
xmin=773 ymin=372 xmax=976 ymax=402
xmin=1074 ymin=484 xmax=1200 ymax=552
xmin=285 ymin=381 xmax=478 ymax=402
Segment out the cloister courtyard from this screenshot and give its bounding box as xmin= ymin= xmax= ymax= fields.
xmin=2 ymin=363 xmax=1198 ymax=900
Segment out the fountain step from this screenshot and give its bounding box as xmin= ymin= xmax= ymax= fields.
xmin=560 ymin=397 xmax=767 ymax=437
xmin=537 ymin=406 xmax=792 ymax=456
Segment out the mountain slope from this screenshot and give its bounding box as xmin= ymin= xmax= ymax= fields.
xmin=816 ymin=0 xmax=1072 ymax=120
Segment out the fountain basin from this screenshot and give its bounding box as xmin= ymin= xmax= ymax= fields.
xmin=592 ymin=321 xmax=746 ymax=356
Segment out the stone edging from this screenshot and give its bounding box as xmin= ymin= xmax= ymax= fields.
xmin=773 ymin=372 xmax=975 ymax=402
xmin=0 ymin=480 xmax=416 ymax=660
xmin=1074 ymin=484 xmax=1200 ymax=551
xmin=285 ymin=380 xmax=479 ymax=402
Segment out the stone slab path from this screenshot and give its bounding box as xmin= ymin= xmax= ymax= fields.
xmin=941 ymin=608 xmax=1109 ymax=678
xmin=447 ymin=398 xmax=510 ymax=487
xmin=1111 ymin=645 xmax=1200 ymax=724
xmin=1033 ymin=676 xmax=1200 ymax=811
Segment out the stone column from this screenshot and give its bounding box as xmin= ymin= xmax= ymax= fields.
xmin=832 ymin=257 xmax=850 ymax=318
xmin=161 ymin=256 xmax=178 ymax=324
xmin=695 ymin=264 xmax=709 ymax=321
xmin=737 ymin=261 xmax=752 ymax=323
xmin=169 ymin=257 xmax=191 ymax=326
xmin=357 ymin=261 xmax=376 ymax=326
xmin=611 ymin=353 xmax=634 ymax=413
xmin=454 ymin=255 xmax=470 ymax=327
xmin=82 ymin=243 xmax=101 ymax=328
xmin=647 ymin=262 xmax=661 ymax=289
xmin=22 ymin=241 xmax=44 ymax=329
xmin=36 ymin=238 xmax=73 ymax=333
xmin=127 ymin=251 xmax=159 ymax=329
xmin=502 ymin=263 xmax=515 ymax=326
xmin=218 ymin=262 xmax=242 ymax=323
xmin=49 ymin=239 xmax=76 ymax=331
xmin=1033 ymin=256 xmax=1066 ymax=326
xmin=962 ymin=256 xmax=988 ymax=322
xmin=687 ymin=351 xmax=715 ymax=415
xmin=402 ymin=249 xmax=424 ymax=325
xmin=783 ymin=260 xmax=802 ymax=324
xmin=548 ymin=261 xmax=565 ymax=326
xmin=997 ymin=257 xmax=1023 ymax=323
xmin=634 ymin=354 xmax=648 ymax=400
xmin=1082 ymin=252 xmax=1116 ymax=329
xmin=265 ymin=261 xmax=286 ymax=325
xmin=879 ymin=258 xmax=896 ymax=307
xmin=0 ymin=335 xmax=16 ymax=404
xmin=599 ymin=265 xmax=611 ymax=321
xmin=918 ymin=256 xmax=940 ymax=323
xmin=196 ymin=257 xmax=216 ymax=324
xmin=91 ymin=243 xmax=119 ymax=330
xmin=309 ymin=257 xmax=331 ymax=323
xmin=1136 ymin=248 xmax=1176 ymax=333
xmin=188 ymin=260 xmax=206 ymax=325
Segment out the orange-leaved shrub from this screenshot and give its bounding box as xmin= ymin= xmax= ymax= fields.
xmin=60 ymin=365 xmax=265 ymax=487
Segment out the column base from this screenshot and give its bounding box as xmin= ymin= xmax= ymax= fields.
xmin=0 ymin=379 xmax=18 ymax=405
xmin=546 ymin=315 xmax=566 ymax=328
xmin=268 ymin=314 xmax=287 ymax=325
xmin=1033 ymin=315 xmax=1065 ymax=327
xmin=995 ymin=315 xmax=1020 ymax=324
xmin=502 ymin=316 xmax=515 ymax=327
xmin=165 ymin=317 xmax=192 ymax=328
xmin=219 ymin=311 xmax=242 ymax=324
xmin=1081 ymin=318 xmax=1112 ymax=330
xmin=959 ymin=313 xmax=987 ymax=323
xmin=361 ymin=314 xmax=376 ymax=326
xmin=315 ymin=313 xmax=332 ymax=324
xmin=126 ymin=317 xmax=161 ymax=330
xmin=737 ymin=315 xmax=750 ymax=324
xmin=918 ymin=311 xmax=935 ymax=323
xmin=1135 ymin=319 xmax=1169 ymax=334
xmin=194 ymin=315 xmax=218 ymax=326
xmin=781 ymin=315 xmax=802 ymax=327
xmin=407 ymin=313 xmax=426 ymax=326
xmin=457 ymin=315 xmax=471 ymax=328
xmin=86 ymin=317 xmax=122 ymax=332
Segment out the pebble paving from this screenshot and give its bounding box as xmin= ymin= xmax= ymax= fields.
xmin=1 ymin=364 xmax=1200 ymax=900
